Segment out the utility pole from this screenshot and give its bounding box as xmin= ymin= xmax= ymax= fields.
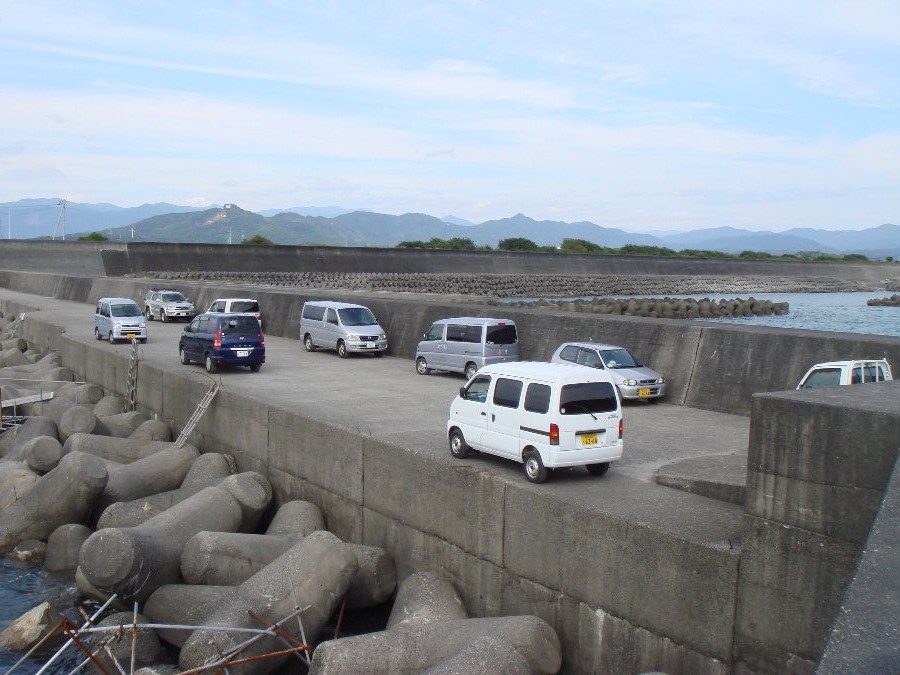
xmin=52 ymin=199 xmax=67 ymax=240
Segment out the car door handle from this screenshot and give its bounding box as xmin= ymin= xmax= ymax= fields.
xmin=481 ymin=411 xmax=486 ymax=416
xmin=491 ymin=414 xmax=495 ymax=421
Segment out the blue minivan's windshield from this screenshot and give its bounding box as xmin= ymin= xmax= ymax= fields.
xmin=338 ymin=307 xmax=377 ymax=326
xmin=559 ymin=382 xmax=618 ymax=414
xmin=111 ymin=303 xmax=142 ymax=317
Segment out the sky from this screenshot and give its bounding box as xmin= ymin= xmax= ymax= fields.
xmin=1 ymin=2 xmax=899 ymax=233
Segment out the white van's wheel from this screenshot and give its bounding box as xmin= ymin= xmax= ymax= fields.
xmin=337 ymin=340 xmax=348 ymax=358
xmin=108 ymin=332 xmax=115 ymax=344
xmin=586 ymin=462 xmax=610 ymax=477
xmin=95 ymin=328 xmax=102 ymax=340
xmin=464 ymin=362 xmax=478 ymax=380
xmin=523 ymin=450 xmax=548 ymax=483
xmin=304 ymin=335 xmax=316 ymax=352
xmin=416 ymin=357 xmax=430 ymax=375
xmin=145 ymin=306 xmax=154 ymax=320
xmin=449 ymin=429 xmax=472 ymax=458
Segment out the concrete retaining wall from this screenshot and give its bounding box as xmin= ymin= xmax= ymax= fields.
xmin=0 ymin=241 xmax=119 ymax=276
xmin=736 ymin=384 xmax=900 ymax=672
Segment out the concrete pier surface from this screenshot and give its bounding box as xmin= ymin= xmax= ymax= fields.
xmin=2 ymin=281 xmax=897 ymax=673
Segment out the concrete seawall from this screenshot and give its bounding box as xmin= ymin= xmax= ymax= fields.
xmin=3 ymin=289 xmax=898 ymax=673
xmin=3 ymin=270 xmax=896 ymax=416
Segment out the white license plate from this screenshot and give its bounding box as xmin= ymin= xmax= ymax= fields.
xmin=236 ymin=349 xmax=250 ymax=357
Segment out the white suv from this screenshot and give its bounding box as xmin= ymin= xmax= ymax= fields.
xmin=144 ymin=288 xmax=196 ymax=323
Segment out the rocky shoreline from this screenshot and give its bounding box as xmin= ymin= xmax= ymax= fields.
xmin=136 ymin=270 xmax=898 ymax=298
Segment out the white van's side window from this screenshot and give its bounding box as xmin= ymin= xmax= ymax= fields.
xmin=303 ymin=305 xmax=326 ymax=321
xmin=524 ymin=383 xmax=551 ymax=414
xmin=463 ymin=375 xmax=491 ymax=402
xmin=447 ymin=324 xmax=481 ymax=343
xmin=326 ymin=308 xmax=339 ymax=325
xmin=493 ymin=378 xmax=523 ymax=408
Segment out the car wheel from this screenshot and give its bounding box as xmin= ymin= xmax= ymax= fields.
xmin=180 ymin=347 xmax=190 ymax=365
xmin=464 ymin=362 xmax=478 ymax=380
xmin=145 ymin=306 xmax=153 ymax=320
xmin=586 ymin=462 xmax=610 ymax=477
xmin=160 ymin=310 xmax=168 ymax=323
xmin=337 ymin=340 xmax=348 ymax=358
xmin=415 ymin=357 xmax=430 ymax=375
xmin=449 ymin=429 xmax=472 ymax=458
xmin=108 ymin=331 xmax=115 ymax=344
xmin=523 ymin=450 xmax=549 ymax=483
xmin=303 ymin=334 xmax=316 ymax=352
xmin=139 ymin=338 xmax=147 ymax=344
xmin=204 ymin=354 xmax=217 ymax=373
xmin=249 ymin=363 xmax=261 ymax=372
xmin=94 ymin=327 xmax=102 ymax=341
xmin=373 ymin=351 xmax=383 ymax=357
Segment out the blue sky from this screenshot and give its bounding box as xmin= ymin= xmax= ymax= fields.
xmin=1 ymin=2 xmax=898 ymax=232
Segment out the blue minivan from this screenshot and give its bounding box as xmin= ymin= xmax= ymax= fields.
xmin=179 ymin=313 xmax=265 ymax=373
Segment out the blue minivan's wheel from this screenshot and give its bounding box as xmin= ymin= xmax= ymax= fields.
xmin=249 ymin=363 xmax=261 ymax=372
xmin=524 ymin=450 xmax=549 ymax=483
xmin=205 ymin=354 xmax=217 ymax=373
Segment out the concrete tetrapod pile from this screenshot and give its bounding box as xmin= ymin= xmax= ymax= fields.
xmin=0 ymin=312 xmax=564 ymax=674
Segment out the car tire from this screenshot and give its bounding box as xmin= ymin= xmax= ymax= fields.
xmin=464 ymin=362 xmax=478 ymax=380
xmin=108 ymin=332 xmax=115 ymax=344
xmin=523 ymin=449 xmax=549 ymax=483
xmin=416 ymin=357 xmax=430 ymax=375
xmin=303 ymin=335 xmax=316 ymax=352
xmin=449 ymin=429 xmax=472 ymax=458
xmin=139 ymin=338 xmax=147 ymax=344
xmin=586 ymin=462 xmax=610 ymax=477
xmin=145 ymin=306 xmax=153 ymax=321
xmin=373 ymin=351 xmax=383 ymax=357
xmin=204 ymin=354 xmax=217 ymax=373
xmin=180 ymin=347 xmax=190 ymax=365
xmin=160 ymin=310 xmax=168 ymax=323
xmin=95 ymin=327 xmax=102 ymax=340
xmin=249 ymin=363 xmax=261 ymax=372
xmin=337 ymin=340 xmax=348 ymax=358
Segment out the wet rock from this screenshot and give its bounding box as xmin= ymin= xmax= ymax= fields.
xmin=0 ymin=601 xmax=54 ymax=651
xmin=11 ymin=539 xmax=46 ymax=564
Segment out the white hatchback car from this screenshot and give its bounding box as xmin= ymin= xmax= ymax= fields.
xmin=550 ymin=342 xmax=666 ymax=401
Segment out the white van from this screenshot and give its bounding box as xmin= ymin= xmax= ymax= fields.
xmin=94 ymin=297 xmax=147 ymax=344
xmin=299 ymin=301 xmax=387 ymax=358
xmin=416 ymin=317 xmax=519 ymax=379
xmin=796 ymin=359 xmax=892 ymax=389
xmin=447 ymin=362 xmax=623 ymax=483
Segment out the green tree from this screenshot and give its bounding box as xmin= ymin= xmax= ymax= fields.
xmin=498 ymin=237 xmax=540 ymax=252
xmin=77 ymin=231 xmax=108 ymax=241
xmin=243 ymin=234 xmax=273 ymax=245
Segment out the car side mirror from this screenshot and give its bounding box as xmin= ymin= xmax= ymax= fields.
xmin=459 ymin=387 xmax=466 ymax=398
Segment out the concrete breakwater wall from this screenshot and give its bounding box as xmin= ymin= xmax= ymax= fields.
xmin=507 ymin=296 xmax=789 ymax=319
xmin=5 ymin=295 xmax=899 ymax=673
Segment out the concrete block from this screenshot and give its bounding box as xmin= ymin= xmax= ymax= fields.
xmin=97 ymin=443 xmax=200 ymax=513
xmin=93 ymin=611 xmax=163 ymax=672
xmin=45 ymin=523 xmax=93 ymax=571
xmin=0 ymin=461 xmax=40 ymax=510
xmin=21 ymin=435 xmax=65 ymax=473
xmin=386 ymin=571 xmax=467 ymax=629
xmin=93 ymin=393 xmax=126 ymax=417
xmin=143 ymin=584 xmax=234 ymax=647
xmin=180 ymin=531 xmax=295 ymax=586
xmin=63 ymin=434 xmax=180 ymax=465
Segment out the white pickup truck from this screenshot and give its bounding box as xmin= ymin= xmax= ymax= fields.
xmin=796 ymin=359 xmax=893 ymax=390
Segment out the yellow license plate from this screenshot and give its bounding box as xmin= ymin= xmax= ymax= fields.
xmin=126 ymin=333 xmax=136 ymax=340
xmin=638 ymin=388 xmax=651 ymax=397
xmin=581 ymin=433 xmax=598 ymax=446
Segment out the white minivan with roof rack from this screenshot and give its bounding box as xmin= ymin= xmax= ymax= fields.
xmin=299 ymin=301 xmax=387 ymax=357
xmin=447 ymin=362 xmax=623 ymax=483
xmin=416 ymin=317 xmax=519 ymax=379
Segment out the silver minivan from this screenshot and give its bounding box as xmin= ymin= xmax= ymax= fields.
xmin=416 ymin=317 xmax=519 ymax=379
xmin=94 ymin=297 xmax=147 ymax=344
xmin=299 ymin=301 xmax=387 ymax=358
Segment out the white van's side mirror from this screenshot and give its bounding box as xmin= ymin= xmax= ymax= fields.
xmin=459 ymin=387 xmax=467 ymax=398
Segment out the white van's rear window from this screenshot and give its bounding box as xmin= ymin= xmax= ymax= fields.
xmin=486 ymin=324 xmax=517 ymax=345
xmin=560 ymin=382 xmax=618 ymax=414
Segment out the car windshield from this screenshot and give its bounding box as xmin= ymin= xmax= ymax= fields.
xmin=111 ymin=303 xmax=142 ymax=317
xmin=599 ymin=348 xmax=640 ymax=368
xmin=338 ymin=307 xmax=377 ymax=326
xmin=162 ymin=293 xmax=185 ymax=302
xmin=221 ymin=316 xmax=261 ymax=336
xmin=559 ymin=382 xmax=618 ymax=414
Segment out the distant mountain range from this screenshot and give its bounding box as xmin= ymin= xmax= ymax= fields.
xmin=2 ymin=198 xmax=898 ymax=259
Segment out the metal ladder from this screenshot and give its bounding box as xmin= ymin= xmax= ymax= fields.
xmin=174 ymin=382 xmax=220 ymax=448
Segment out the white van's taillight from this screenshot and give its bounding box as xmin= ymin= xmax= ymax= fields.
xmin=213 ymin=331 xmax=222 ymax=348
xmin=618 ymin=418 xmax=623 ymax=439
xmin=549 ymin=423 xmax=559 ymax=446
